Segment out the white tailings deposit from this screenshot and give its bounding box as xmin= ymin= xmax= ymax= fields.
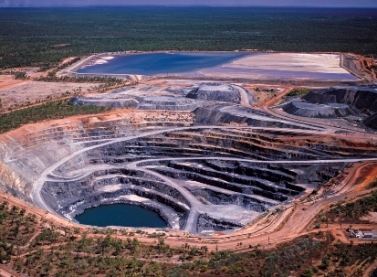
xmin=202 ymin=53 xmax=358 ymax=81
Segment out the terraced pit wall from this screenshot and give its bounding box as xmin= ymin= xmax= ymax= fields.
xmin=1 ymin=103 xmax=377 ymax=233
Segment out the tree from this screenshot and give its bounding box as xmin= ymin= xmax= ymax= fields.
xmin=320 ymin=257 xmax=330 ymax=269
xmin=201 ymin=246 xmax=209 ymax=256
xmin=0 ymin=241 xmax=13 ymax=263
xmin=157 ymin=237 xmax=165 ymax=254
xmin=100 ymin=235 xmax=111 ymax=255
xmin=301 ymin=268 xmax=314 ymax=277
xmin=48 ymin=71 xmax=56 ymax=79
xmin=14 ymin=72 xmax=26 ymax=80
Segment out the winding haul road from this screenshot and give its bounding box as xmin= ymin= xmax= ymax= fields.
xmin=32 ymin=125 xmax=328 ymax=211
xmin=28 ymin=74 xmax=377 ymax=235
xmin=16 ymin=79 xmax=377 ymax=277
xmin=31 ymin=120 xmax=377 ymax=232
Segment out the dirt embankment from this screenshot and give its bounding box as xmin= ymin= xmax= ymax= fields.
xmin=341 ymin=53 xmax=376 ymax=83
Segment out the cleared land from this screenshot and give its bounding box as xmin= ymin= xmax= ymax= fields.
xmin=0 ymin=78 xmax=98 ymax=112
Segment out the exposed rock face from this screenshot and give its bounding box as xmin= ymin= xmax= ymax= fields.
xmin=302 ymin=87 xmax=377 ymax=113
xmin=194 ymin=105 xmax=309 ymax=129
xmin=282 ymin=86 xmax=377 ymax=129
xmin=71 ymin=96 xmax=138 ymax=108
xmin=0 ymin=110 xmax=195 ymax=200
xmin=186 ymin=83 xmax=241 ymax=104
xmin=1 ymin=83 xmax=377 ymax=234
xmin=71 ymin=82 xmax=242 ymax=112
xmin=137 ymin=96 xmax=198 ymax=111
xmin=0 ymin=106 xmax=367 ymax=234
xmin=0 ymin=161 xmax=30 ymax=200
xmin=197 ymin=214 xmax=243 ymax=233
xmin=283 ymin=101 xmax=355 ymax=118
xmin=365 ymin=113 xmax=377 ymax=129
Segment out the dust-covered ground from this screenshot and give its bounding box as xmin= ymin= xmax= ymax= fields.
xmin=0 ymin=76 xmax=98 ymax=112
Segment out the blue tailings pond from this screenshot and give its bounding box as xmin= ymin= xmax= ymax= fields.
xmin=77 ymin=52 xmax=247 ymax=75
xmin=75 ymin=204 xmax=168 ymax=228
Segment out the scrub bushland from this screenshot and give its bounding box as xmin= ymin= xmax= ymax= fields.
xmin=1 ymin=197 xmax=376 ymax=277
xmin=0 ymin=100 xmax=111 ymax=134
xmin=1 ymin=7 xmax=377 ymax=69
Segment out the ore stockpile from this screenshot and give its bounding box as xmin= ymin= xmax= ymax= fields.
xmin=282 ymin=86 xmax=377 ymax=129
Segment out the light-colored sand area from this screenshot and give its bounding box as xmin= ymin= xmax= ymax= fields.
xmin=201 ymin=53 xmax=358 ymax=81
xmin=0 ymin=79 xmax=98 ymax=111
xmin=232 ymin=53 xmax=347 ymax=73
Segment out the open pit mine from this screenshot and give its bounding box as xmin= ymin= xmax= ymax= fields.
xmin=1 ymin=52 xmax=377 ymax=235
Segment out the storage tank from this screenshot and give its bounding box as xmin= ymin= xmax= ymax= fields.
xmin=363 ymin=233 xmax=373 ymax=239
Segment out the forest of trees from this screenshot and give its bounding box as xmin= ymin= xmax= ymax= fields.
xmin=0 ymin=7 xmax=376 ymax=69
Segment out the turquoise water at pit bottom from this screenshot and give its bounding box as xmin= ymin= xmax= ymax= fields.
xmin=75 ymin=204 xmax=168 ymax=228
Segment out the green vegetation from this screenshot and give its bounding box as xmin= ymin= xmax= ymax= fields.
xmin=170 ymin=235 xmax=326 ymax=276
xmin=14 ymin=71 xmax=27 ymax=80
xmin=170 ymin=233 xmax=377 ymax=277
xmin=35 ymin=56 xmax=81 ymax=72
xmin=367 ymin=177 xmax=377 ymax=189
xmin=35 ymin=74 xmax=124 ymax=84
xmin=0 ymin=100 xmax=111 ymax=134
xmin=285 ymin=88 xmax=312 ymax=98
xmin=0 ymin=199 xmax=206 ymax=276
xmin=0 ymin=202 xmax=37 ymax=247
xmin=326 ymin=190 xmax=377 ymax=221
xmin=1 ymin=198 xmax=376 ymax=276
xmin=0 ymin=7 xmax=377 ymax=69
xmin=333 ymin=242 xmax=377 ymax=269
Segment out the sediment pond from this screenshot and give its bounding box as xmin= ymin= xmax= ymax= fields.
xmin=77 ymin=52 xmax=246 ymax=75
xmin=76 ymin=52 xmax=357 ymax=81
